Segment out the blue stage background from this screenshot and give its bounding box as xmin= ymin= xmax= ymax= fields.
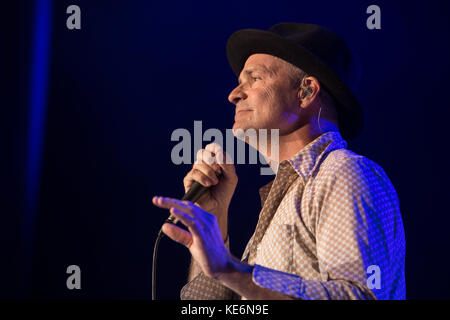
xmin=4 ymin=0 xmax=450 ymax=299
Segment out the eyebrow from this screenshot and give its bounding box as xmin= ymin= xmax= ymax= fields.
xmin=238 ymin=67 xmax=273 ymax=84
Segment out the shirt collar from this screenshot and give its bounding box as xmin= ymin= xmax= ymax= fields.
xmin=283 ymin=131 xmax=347 ymax=183
xmin=258 ymin=131 xmax=347 ymax=205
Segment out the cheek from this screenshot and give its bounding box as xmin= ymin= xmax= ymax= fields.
xmin=249 ymin=84 xmax=299 ymax=127
xmin=249 ymin=86 xmax=273 ymax=104
xmin=261 ymin=87 xmax=289 ymax=116
xmin=257 ymin=87 xmax=277 ymax=115
xmin=261 ymin=85 xmax=276 ymax=100
xmin=265 ymin=88 xmax=300 ymax=126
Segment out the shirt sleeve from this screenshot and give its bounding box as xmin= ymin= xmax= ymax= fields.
xmin=252 ymin=264 xmax=375 ymax=299
xmin=251 ymin=155 xmax=406 ymax=300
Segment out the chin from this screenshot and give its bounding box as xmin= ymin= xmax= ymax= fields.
xmin=232 ymin=121 xmax=247 ymax=131
xmin=233 ymin=121 xmax=265 ymax=146
xmin=233 ymin=119 xmax=261 ymax=130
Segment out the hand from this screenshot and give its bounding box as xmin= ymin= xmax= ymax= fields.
xmin=152 ymin=196 xmax=231 ymax=279
xmin=183 ymin=143 xmax=237 ymax=240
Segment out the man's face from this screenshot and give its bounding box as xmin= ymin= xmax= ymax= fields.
xmin=228 ymin=54 xmax=302 ymax=135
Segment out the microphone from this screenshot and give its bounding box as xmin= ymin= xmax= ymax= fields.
xmin=163 ymin=169 xmax=223 ymax=227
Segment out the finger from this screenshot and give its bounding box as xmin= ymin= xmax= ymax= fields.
xmin=185 ymin=165 xmax=219 ymax=190
xmin=153 ymin=196 xmax=210 ymax=229
xmin=161 ymin=223 xmax=193 ymax=248
xmin=195 ymin=148 xmax=216 ymax=165
xmin=183 ymin=148 xmax=223 ymax=192
xmin=205 ymin=143 xmax=235 ymax=173
xmin=205 ymin=143 xmax=228 ymax=164
xmin=183 ymin=169 xmax=220 ymax=192
xmin=193 ymin=149 xmax=221 ymax=183
xmin=168 ymin=207 xmax=201 ymax=234
xmin=152 ymin=196 xmax=192 ymax=214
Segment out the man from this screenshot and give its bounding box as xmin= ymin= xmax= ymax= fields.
xmin=153 ymin=23 xmax=406 ymax=299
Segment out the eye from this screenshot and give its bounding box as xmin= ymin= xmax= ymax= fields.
xmin=252 ymin=76 xmax=261 ymax=81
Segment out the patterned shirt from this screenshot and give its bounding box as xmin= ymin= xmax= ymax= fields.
xmin=180 ymin=131 xmax=406 ymax=300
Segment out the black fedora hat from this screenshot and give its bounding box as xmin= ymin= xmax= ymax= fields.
xmin=226 ymin=22 xmax=363 ymax=139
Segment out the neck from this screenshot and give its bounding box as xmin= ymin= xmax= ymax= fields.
xmin=263 ymin=121 xmax=339 ymax=168
xmin=277 ymin=125 xmax=321 ymax=162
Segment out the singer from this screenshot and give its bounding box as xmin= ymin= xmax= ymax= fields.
xmin=153 ymin=23 xmax=405 ymax=299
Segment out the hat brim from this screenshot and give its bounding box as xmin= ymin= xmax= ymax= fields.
xmin=226 ymin=29 xmax=364 ymax=140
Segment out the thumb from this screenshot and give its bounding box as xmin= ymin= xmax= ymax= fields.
xmin=205 ymin=143 xmax=235 ymax=175
xmin=161 ymin=223 xmax=193 ymax=248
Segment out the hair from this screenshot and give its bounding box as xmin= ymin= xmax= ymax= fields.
xmin=277 ymin=57 xmax=339 ymax=125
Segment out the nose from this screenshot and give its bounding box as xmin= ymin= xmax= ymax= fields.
xmin=228 ymin=84 xmax=247 ymax=105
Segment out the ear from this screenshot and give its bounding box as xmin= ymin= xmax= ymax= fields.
xmin=298 ymin=76 xmax=321 ymax=108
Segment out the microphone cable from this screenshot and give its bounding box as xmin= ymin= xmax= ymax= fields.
xmin=152 ymin=229 xmax=165 ymax=300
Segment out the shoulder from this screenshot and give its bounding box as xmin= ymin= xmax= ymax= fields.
xmin=315 ymin=149 xmax=394 ymax=193
xmin=311 ymin=149 xmax=400 ymax=219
